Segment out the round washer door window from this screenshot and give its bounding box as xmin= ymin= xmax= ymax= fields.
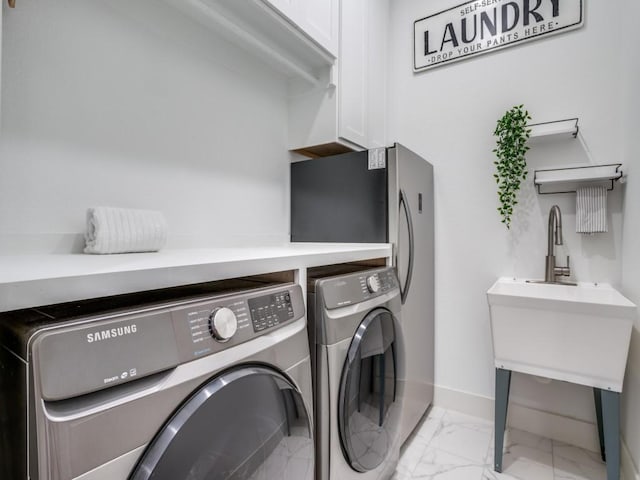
xmin=339 ymin=308 xmax=400 ymax=472
xmin=129 ymin=365 xmax=314 ymax=480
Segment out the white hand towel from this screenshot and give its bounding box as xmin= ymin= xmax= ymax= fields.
xmin=84 ymin=207 xmax=168 ymax=254
xmin=576 ymin=186 xmax=607 ymax=234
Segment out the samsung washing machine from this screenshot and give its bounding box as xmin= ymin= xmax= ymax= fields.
xmin=0 ymin=280 xmax=314 ymax=480
xmin=307 ymin=266 xmax=403 ymax=480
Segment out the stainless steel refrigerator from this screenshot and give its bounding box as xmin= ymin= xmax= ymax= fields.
xmin=291 ymin=142 xmax=434 ymax=444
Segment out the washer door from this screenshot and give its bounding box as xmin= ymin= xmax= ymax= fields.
xmin=339 ymin=308 xmax=399 ymax=472
xmin=129 ymin=365 xmax=314 ymax=480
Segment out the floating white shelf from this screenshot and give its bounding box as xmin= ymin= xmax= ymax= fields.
xmin=528 ymin=117 xmax=626 ymax=194
xmin=533 ymin=164 xmax=623 ymax=194
xmin=0 ymin=243 xmax=392 ymax=312
xmin=529 ymin=118 xmax=579 ymax=138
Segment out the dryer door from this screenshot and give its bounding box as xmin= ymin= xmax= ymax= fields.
xmin=129 ymin=365 xmax=313 ymax=480
xmin=338 ymin=308 xmax=399 ymax=472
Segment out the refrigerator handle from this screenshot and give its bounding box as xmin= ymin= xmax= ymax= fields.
xmin=399 ymin=189 xmax=415 ymax=305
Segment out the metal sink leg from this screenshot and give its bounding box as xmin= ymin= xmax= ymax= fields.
xmin=594 ymin=388 xmax=621 ymax=480
xmin=494 ymin=368 xmax=512 ymax=473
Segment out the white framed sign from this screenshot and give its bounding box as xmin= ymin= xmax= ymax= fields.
xmin=414 ymin=0 xmax=583 ymax=72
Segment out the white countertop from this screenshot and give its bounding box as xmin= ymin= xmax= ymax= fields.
xmin=0 ymin=243 xmax=392 ymax=312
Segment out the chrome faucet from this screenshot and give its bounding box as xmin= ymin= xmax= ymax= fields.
xmin=545 ymin=205 xmax=571 ymax=283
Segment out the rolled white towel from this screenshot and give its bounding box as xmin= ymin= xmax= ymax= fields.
xmin=84 ymin=207 xmax=168 ymax=254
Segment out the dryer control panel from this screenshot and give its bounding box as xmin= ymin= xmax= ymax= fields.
xmin=320 ymin=267 xmax=399 ymax=310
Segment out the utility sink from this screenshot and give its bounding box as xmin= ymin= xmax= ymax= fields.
xmin=487 ymin=278 xmax=636 ymax=391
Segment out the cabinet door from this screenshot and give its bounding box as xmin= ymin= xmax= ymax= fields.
xmin=263 ymin=0 xmax=338 ymax=57
xmin=286 ymin=0 xmax=388 ymax=153
xmin=339 ymin=0 xmax=368 ymax=148
xmin=0 ymin=1 xmax=3 ymax=127
xmin=367 ymin=0 xmax=388 ymax=149
xmin=263 ymin=0 xmax=299 ymax=23
xmin=301 ymin=0 xmax=339 ymax=56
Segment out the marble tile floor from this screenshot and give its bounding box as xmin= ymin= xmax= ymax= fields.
xmin=393 ymin=407 xmax=607 ymax=480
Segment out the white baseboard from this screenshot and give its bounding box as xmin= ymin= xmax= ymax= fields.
xmin=622 ymin=438 xmax=640 ymax=480
xmin=433 ymin=383 xmax=494 ymax=421
xmin=434 ymin=384 xmax=599 ymax=452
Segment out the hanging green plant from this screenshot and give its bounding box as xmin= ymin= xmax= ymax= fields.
xmin=493 ymin=105 xmax=531 ymax=229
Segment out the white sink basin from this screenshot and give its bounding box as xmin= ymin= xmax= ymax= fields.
xmin=487 ymin=277 xmax=636 ymax=391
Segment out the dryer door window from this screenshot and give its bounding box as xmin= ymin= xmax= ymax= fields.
xmin=338 ymin=308 xmax=399 ymax=472
xmin=129 ymin=365 xmax=314 ymax=480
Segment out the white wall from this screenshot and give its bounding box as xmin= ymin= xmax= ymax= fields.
xmin=0 ymin=0 xmax=291 ymax=253
xmin=389 ymin=1 xmax=625 ymax=427
xmin=0 ymin=2 xmax=3 ymax=129
xmin=620 ymin=0 xmax=640 ymax=474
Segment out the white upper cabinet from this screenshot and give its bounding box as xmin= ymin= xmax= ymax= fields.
xmin=365 ymin=0 xmax=388 ymax=149
xmin=264 ymin=0 xmax=339 ymax=56
xmin=289 ymin=0 xmax=389 ymax=155
xmin=0 ymin=2 xmax=4 ymax=127
xmin=162 ymin=0 xmax=338 ymax=86
xmin=267 ymin=0 xmax=297 ymax=12
xmin=338 ymin=0 xmax=368 ymax=147
xmin=340 ymin=0 xmax=388 ymax=149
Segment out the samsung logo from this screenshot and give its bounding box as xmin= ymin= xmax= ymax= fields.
xmin=87 ymin=324 xmax=138 ymax=343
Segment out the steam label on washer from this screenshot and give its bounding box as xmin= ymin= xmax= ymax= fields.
xmin=103 ymin=367 xmax=138 ymax=385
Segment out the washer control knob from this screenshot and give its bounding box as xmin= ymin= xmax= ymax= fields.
xmin=209 ymin=307 xmax=238 ymax=342
xmin=366 ymin=275 xmax=381 ymax=294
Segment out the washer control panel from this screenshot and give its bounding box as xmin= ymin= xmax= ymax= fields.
xmin=171 ymin=284 xmax=303 ymax=361
xmin=248 ymin=291 xmax=294 ymax=332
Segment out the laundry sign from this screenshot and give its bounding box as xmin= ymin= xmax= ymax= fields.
xmin=414 ymin=0 xmax=583 ymax=72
